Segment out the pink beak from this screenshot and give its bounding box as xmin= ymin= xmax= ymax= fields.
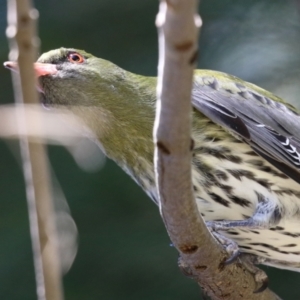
xmin=4 ymin=61 xmax=58 ymax=93
xmin=3 ymin=61 xmax=57 ymax=77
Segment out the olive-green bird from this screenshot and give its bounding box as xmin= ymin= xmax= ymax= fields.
xmin=5 ymin=48 xmax=300 ymax=272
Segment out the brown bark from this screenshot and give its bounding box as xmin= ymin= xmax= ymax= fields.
xmin=154 ymin=1 xmax=280 ymax=299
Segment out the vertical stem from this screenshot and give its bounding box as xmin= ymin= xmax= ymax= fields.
xmin=6 ymin=0 xmax=63 ymax=299
xmin=154 ymin=1 xmax=279 ymax=299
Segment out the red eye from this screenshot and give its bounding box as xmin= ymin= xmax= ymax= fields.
xmin=68 ymin=53 xmax=84 ymax=63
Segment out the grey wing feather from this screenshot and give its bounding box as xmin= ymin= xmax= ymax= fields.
xmin=192 ymin=75 xmax=300 ymax=183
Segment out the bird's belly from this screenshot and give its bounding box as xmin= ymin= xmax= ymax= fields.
xmin=192 ymin=162 xmax=300 ymax=270
xmin=130 ymin=146 xmax=300 ymax=270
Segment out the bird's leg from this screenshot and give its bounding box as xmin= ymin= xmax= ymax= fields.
xmin=206 ymin=196 xmax=280 ymax=231
xmin=205 ymin=196 xmax=280 ymax=264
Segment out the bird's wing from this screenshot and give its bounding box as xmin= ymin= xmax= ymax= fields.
xmin=192 ymin=71 xmax=300 ymax=184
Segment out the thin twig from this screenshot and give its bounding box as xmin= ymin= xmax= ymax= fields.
xmin=6 ymin=0 xmax=63 ymax=299
xmin=154 ymin=1 xmax=279 ymax=299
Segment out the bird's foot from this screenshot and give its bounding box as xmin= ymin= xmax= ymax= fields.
xmin=207 ymin=223 xmax=269 ymax=293
xmin=238 ymin=253 xmax=268 ymax=293
xmin=206 ymin=224 xmax=240 ymax=264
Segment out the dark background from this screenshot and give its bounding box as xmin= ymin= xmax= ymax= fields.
xmin=1 ymin=0 xmax=300 ymax=299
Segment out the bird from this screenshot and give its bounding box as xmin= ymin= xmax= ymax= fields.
xmin=4 ymin=47 xmax=300 ymax=273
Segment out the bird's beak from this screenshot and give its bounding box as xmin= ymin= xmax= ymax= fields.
xmin=4 ymin=61 xmax=58 ymax=94
xmin=3 ymin=61 xmax=57 ymax=77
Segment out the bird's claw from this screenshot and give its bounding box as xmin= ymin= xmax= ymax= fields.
xmin=206 ymin=221 xmax=269 ymax=293
xmin=238 ymin=253 xmax=268 ymax=293
xmin=205 ymin=223 xmax=240 ymax=264
xmin=253 ymin=276 xmax=269 ymax=294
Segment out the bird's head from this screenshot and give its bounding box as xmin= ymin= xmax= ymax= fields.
xmin=4 ymin=48 xmax=157 ymax=165
xmin=4 ymin=48 xmax=129 ymax=107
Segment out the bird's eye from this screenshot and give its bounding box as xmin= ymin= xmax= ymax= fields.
xmin=67 ymin=53 xmax=84 ymax=64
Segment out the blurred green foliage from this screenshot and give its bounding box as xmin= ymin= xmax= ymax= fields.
xmin=1 ymin=0 xmax=300 ymax=299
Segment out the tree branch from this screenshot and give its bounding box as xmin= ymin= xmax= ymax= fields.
xmin=6 ymin=0 xmax=63 ymax=299
xmin=154 ymin=1 xmax=279 ymax=299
